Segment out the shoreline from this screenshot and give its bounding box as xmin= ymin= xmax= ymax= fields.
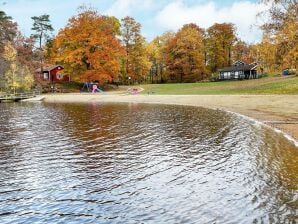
xmin=42 ymin=93 xmax=298 ymax=143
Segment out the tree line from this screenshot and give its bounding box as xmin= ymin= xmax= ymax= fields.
xmin=0 ymin=0 xmax=297 ymax=91
xmin=47 ymin=10 xmax=245 ymax=84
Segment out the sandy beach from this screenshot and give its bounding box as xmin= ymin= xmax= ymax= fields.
xmin=43 ymin=93 xmax=298 ymax=142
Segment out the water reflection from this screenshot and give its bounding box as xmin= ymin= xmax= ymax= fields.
xmin=0 ymin=102 xmax=297 ymax=223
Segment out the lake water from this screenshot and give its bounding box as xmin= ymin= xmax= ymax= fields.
xmin=0 ymin=102 xmax=297 ymax=223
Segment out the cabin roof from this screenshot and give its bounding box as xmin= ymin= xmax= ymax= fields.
xmin=232 ymin=60 xmax=246 ymax=66
xmin=35 ymin=65 xmax=64 ymax=73
xmin=46 ymin=65 xmax=64 ymax=71
xmin=218 ymin=63 xmax=257 ymax=72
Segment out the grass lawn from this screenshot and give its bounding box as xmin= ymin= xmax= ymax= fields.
xmin=140 ymin=76 xmax=298 ymax=95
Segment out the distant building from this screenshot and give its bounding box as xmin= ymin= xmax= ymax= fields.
xmin=218 ymin=61 xmax=257 ymax=80
xmin=36 ymin=65 xmax=70 ymax=82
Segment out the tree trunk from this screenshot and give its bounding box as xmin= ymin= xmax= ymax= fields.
xmin=160 ymin=63 xmax=163 ymax=83
xmin=39 ymin=32 xmax=43 ymax=75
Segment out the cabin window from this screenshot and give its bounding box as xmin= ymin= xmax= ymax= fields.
xmin=220 ymin=72 xmax=224 ymax=79
xmin=43 ymin=72 xmax=49 ymax=80
xmin=235 ymin=71 xmax=239 ymax=78
xmin=230 ymin=71 xmax=235 ymax=79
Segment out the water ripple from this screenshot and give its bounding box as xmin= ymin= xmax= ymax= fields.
xmin=0 ymin=102 xmax=297 ymax=223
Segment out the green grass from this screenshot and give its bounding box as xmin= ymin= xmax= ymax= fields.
xmin=140 ymin=76 xmax=298 ymax=95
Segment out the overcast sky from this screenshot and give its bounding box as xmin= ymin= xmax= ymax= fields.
xmin=1 ymin=0 xmax=268 ymax=43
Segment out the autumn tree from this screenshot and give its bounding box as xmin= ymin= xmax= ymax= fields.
xmin=258 ymin=0 xmax=298 ymax=71
xmin=157 ymin=31 xmax=176 ymax=82
xmin=275 ymin=20 xmax=298 ymax=69
xmin=147 ymin=35 xmax=167 ymax=83
xmin=1 ymin=11 xmax=34 ymax=67
xmin=0 ymin=11 xmax=34 ymax=92
xmin=147 ymin=38 xmax=159 ymax=83
xmin=260 ymin=0 xmax=297 ymax=34
xmin=14 ymin=33 xmax=35 ymax=69
xmin=121 ymin=16 xmax=150 ymax=84
xmin=0 ymin=42 xmax=33 ymax=92
xmin=164 ymin=24 xmax=206 ymax=82
xmin=0 ymin=11 xmax=14 ymax=86
xmin=255 ymin=34 xmax=279 ymax=74
xmin=206 ymin=23 xmax=236 ymax=73
xmin=2 ymin=42 xmax=18 ymax=91
xmin=147 ymin=31 xmax=176 ymax=83
xmin=232 ymin=40 xmax=255 ymax=64
xmin=50 ymin=8 xmax=124 ymax=83
xmin=258 ymin=19 xmax=298 ymax=73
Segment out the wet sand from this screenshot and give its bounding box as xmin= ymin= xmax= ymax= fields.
xmin=43 ymin=93 xmax=298 ymax=142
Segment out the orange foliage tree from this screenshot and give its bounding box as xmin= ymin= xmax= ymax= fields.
xmin=164 ymin=24 xmax=206 ymax=82
xmin=50 ymin=8 xmax=124 ymax=83
xmin=232 ymin=39 xmax=255 ymax=64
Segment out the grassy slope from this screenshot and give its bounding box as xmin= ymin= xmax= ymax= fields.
xmin=140 ymin=76 xmax=298 ymax=95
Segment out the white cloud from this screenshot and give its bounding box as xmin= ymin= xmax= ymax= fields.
xmin=105 ymin=0 xmax=156 ymax=18
xmin=2 ymin=0 xmax=94 ymax=36
xmin=2 ymin=0 xmax=268 ymax=43
xmin=155 ymin=1 xmax=268 ymax=43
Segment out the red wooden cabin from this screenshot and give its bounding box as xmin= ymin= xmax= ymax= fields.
xmin=37 ymin=65 xmax=70 ymax=82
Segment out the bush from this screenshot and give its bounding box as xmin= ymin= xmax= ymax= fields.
xmin=259 ymin=73 xmax=269 ymax=78
xmin=209 ymin=73 xmax=219 ymax=82
xmin=289 ymin=69 xmax=297 ymax=75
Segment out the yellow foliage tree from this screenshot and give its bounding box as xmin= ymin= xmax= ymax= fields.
xmin=275 ymin=20 xmax=298 ymax=70
xmin=1 ymin=42 xmax=34 ymax=92
xmin=259 ymin=0 xmax=298 ymax=73
xmin=121 ymin=16 xmax=150 ymax=84
xmin=3 ymin=42 xmax=18 ymax=92
xmin=255 ymin=35 xmax=279 ymax=74
xmin=147 ymin=36 xmax=165 ymax=83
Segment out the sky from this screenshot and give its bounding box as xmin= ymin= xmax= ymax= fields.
xmin=1 ymin=0 xmax=268 ymax=43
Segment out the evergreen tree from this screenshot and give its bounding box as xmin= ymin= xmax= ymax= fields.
xmin=31 ymin=14 xmax=54 ymax=50
xmin=31 ymin=14 xmax=54 ymax=73
xmin=0 ymin=11 xmax=17 ymax=49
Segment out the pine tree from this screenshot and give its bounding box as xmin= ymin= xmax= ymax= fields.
xmin=31 ymin=14 xmax=54 ymax=74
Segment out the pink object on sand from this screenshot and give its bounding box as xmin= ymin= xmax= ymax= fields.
xmin=132 ymin=89 xmax=139 ymax=95
xmin=92 ymin=85 xmax=97 ymax=93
